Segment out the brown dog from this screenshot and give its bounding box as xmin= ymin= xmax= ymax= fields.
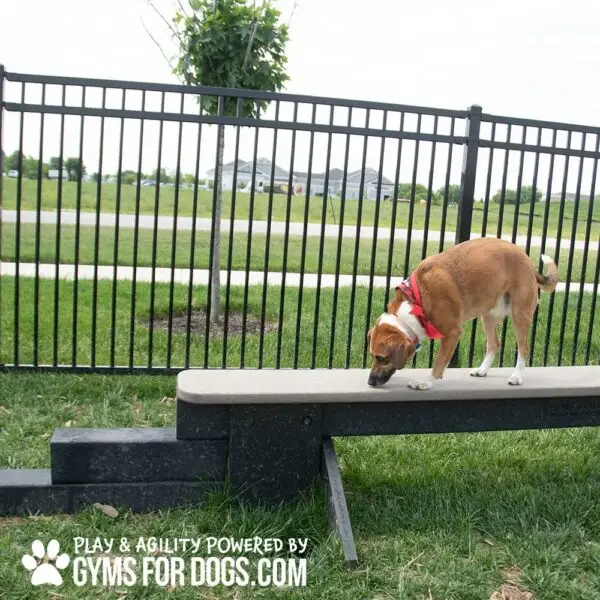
xmin=367 ymin=238 xmax=558 ymax=390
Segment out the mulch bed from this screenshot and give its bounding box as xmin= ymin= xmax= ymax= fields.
xmin=146 ymin=309 xmax=278 ymax=337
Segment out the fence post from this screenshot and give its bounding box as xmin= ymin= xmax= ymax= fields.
xmin=0 ymin=65 xmax=5 ymax=208
xmin=450 ymin=104 xmax=482 ymax=368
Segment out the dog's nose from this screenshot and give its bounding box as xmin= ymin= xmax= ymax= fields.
xmin=368 ymin=374 xmax=381 ymax=387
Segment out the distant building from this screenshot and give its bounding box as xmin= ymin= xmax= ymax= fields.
xmin=206 ymin=158 xmax=294 ymax=192
xmin=294 ymin=167 xmax=395 ymax=200
xmin=48 ymin=169 xmax=69 ymax=181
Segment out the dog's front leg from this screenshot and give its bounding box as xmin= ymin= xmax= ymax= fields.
xmin=408 ymin=331 xmax=461 ymax=391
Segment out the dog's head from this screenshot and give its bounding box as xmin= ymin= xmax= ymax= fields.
xmin=367 ymin=314 xmax=416 ymax=387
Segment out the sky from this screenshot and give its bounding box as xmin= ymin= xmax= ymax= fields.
xmin=1 ymin=0 xmax=599 ymax=199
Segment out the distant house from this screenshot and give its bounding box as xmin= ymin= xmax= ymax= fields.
xmin=48 ymin=169 xmax=69 ymax=181
xmin=549 ymin=192 xmax=590 ymax=202
xmin=294 ymin=167 xmax=395 ymax=200
xmin=206 ymin=158 xmax=295 ymax=193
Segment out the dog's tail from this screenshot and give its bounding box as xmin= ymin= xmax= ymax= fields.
xmin=536 ymin=254 xmax=558 ymax=293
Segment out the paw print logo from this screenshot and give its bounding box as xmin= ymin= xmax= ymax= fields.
xmin=21 ymin=539 xmax=70 ymax=586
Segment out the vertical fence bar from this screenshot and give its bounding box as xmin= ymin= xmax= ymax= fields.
xmin=585 ymin=230 xmax=600 ymax=365
xmin=110 ymin=88 xmax=127 ymax=369
xmin=240 ymin=107 xmax=260 ymax=369
xmin=500 ymin=126 xmax=527 ymax=366
xmin=128 ymin=90 xmax=146 ymax=369
xmin=543 ymin=131 xmax=571 ymax=366
xmin=510 ymin=126 xmax=527 ymax=243
xmin=529 ymin=129 xmax=556 ymax=366
xmin=480 ymin=122 xmax=496 ymax=240
xmin=573 ymin=135 xmax=598 ymax=364
xmin=422 ymin=116 xmax=438 ymax=260
xmin=258 ymin=101 xmax=280 ymax=368
xmin=311 ymin=105 xmax=334 ymax=369
xmin=469 ymin=122 xmax=495 ymax=367
xmin=0 ymin=66 xmax=4 ymax=363
xmin=72 ymin=86 xmax=86 ymax=368
xmin=293 ymin=104 xmax=317 ymax=369
xmin=275 ymin=102 xmax=298 ymax=369
xmin=362 ymin=110 xmax=388 ymax=368
xmin=495 ymin=129 xmax=511 ymax=367
xmin=90 ymin=87 xmax=106 ymax=368
xmin=186 ymin=96 xmax=205 ymax=369
xmin=221 ymin=98 xmax=238 ymax=369
xmin=451 ymin=104 xmax=481 ymax=367
xmin=455 ymin=106 xmax=481 ymax=246
xmin=525 ymin=128 xmax=543 ymax=256
xmin=329 ymin=107 xmax=353 ymax=366
xmin=34 ymin=84 xmax=46 ymax=367
xmin=439 ymin=120 xmax=457 ymax=251
xmin=384 ymin=112 xmax=405 ymax=307
xmin=52 ymin=84 xmax=66 ymax=367
xmin=557 ymin=134 xmax=586 ymax=365
xmin=166 ymin=93 xmax=185 ymax=369
xmin=13 ymin=82 xmax=25 ymax=366
xmin=423 ymin=117 xmax=438 ymax=368
xmin=407 ymin=113 xmax=425 ymax=368
xmin=525 ymin=128 xmax=542 ymax=366
xmin=345 ymin=108 xmax=371 ymax=369
xmin=495 ymin=125 xmax=512 ymax=241
xmin=404 ymin=114 xmax=421 ymax=285
xmin=148 ymin=91 xmax=166 ymax=370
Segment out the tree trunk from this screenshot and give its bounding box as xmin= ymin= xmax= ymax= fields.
xmin=210 ymin=124 xmax=224 ymax=324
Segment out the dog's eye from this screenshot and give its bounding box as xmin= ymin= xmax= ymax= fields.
xmin=375 ymin=355 xmax=387 ymax=364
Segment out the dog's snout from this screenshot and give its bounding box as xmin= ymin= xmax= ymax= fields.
xmin=368 ymin=369 xmax=394 ymax=387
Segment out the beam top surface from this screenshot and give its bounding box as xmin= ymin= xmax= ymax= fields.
xmin=177 ymin=367 xmax=600 ymax=405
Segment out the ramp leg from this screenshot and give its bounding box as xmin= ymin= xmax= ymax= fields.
xmin=321 ymin=437 xmax=358 ymax=569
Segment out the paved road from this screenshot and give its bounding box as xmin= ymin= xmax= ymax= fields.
xmin=1 ymin=262 xmax=597 ymax=294
xmin=1 ymin=209 xmax=594 ymax=251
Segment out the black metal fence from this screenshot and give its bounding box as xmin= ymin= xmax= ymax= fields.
xmin=0 ymin=67 xmax=598 ymax=373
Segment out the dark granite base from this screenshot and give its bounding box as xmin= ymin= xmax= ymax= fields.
xmin=176 ymin=400 xmax=230 ymax=440
xmin=51 ymin=427 xmax=226 ymax=484
xmin=0 ymin=469 xmax=220 ymax=515
xmin=229 ymin=404 xmax=323 ymax=506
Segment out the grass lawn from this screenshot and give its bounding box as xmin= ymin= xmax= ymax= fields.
xmin=3 ymin=177 xmax=600 ymax=241
xmin=2 ymin=376 xmax=600 ymax=598
xmin=2 ymin=222 xmax=599 ymax=285
xmin=0 ymin=278 xmax=599 ymax=597
xmin=0 ymin=277 xmax=598 ymax=370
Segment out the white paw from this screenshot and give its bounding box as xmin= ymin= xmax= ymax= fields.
xmin=469 ymin=367 xmax=488 ymax=377
xmin=508 ymin=374 xmax=523 ymax=386
xmin=22 ymin=539 xmax=70 ymax=586
xmin=408 ymin=379 xmax=433 ymax=391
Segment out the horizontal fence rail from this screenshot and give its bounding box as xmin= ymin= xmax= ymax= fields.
xmin=0 ymin=68 xmax=598 ymax=373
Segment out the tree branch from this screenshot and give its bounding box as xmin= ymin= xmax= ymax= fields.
xmin=176 ymin=0 xmax=190 ymax=19
xmin=141 ymin=17 xmax=175 ymax=71
xmin=146 ymin=0 xmax=181 ymax=40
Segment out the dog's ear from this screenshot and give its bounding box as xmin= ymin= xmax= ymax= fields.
xmin=387 ymin=286 xmax=406 ymax=314
xmin=388 ymin=343 xmax=410 ymax=370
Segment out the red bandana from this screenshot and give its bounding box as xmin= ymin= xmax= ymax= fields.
xmin=398 ymin=273 xmax=444 ymax=340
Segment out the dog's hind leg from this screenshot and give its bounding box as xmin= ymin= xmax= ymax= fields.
xmin=470 ymin=313 xmax=500 ymax=377
xmin=508 ymin=314 xmax=532 ymax=386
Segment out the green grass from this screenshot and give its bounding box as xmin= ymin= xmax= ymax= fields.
xmin=2 ymin=373 xmax=600 ymax=598
xmin=0 ymin=277 xmax=598 ymax=369
xmin=3 ymin=177 xmax=600 ymax=240
xmin=1 ymin=222 xmax=598 ymax=284
xmin=0 ymin=278 xmax=599 ymax=597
